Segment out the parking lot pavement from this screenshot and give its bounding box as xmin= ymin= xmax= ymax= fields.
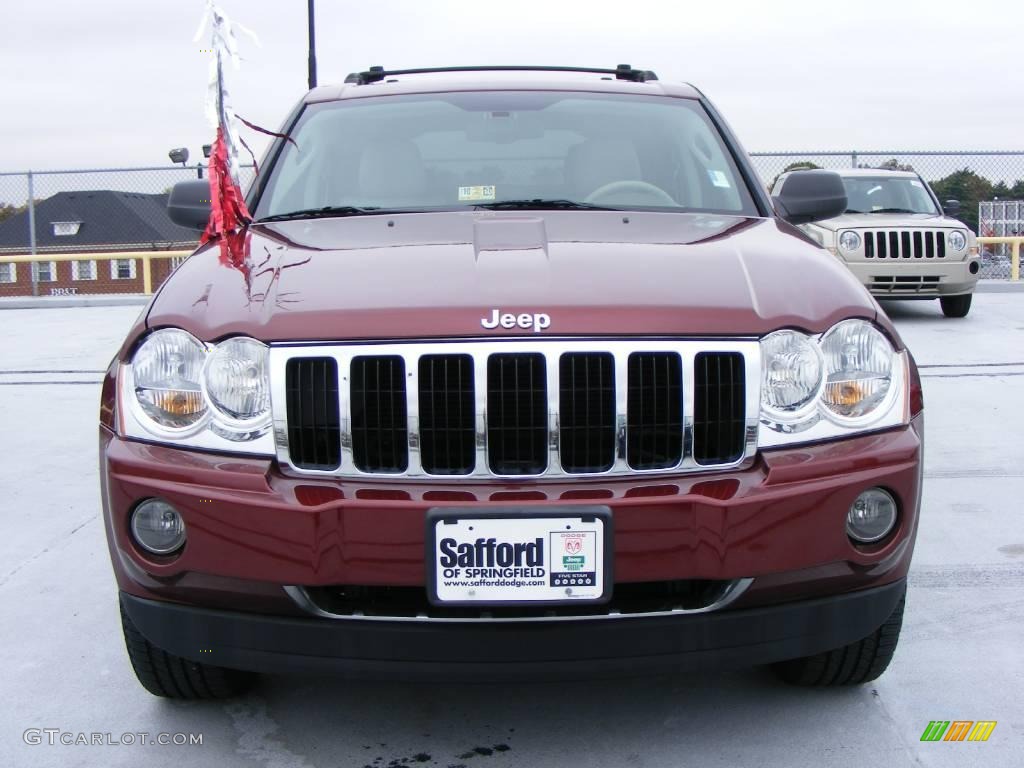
xmin=0 ymin=298 xmax=1020 ymax=768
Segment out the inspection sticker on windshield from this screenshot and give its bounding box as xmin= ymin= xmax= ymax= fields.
xmin=708 ymin=170 xmax=731 ymax=188
xmin=458 ymin=185 xmax=496 ymax=202
xmin=427 ymin=508 xmax=612 ymax=605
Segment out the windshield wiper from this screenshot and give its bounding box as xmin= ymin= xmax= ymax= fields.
xmin=844 ymin=209 xmax=866 ymax=214
xmin=865 ymin=207 xmax=919 ymax=214
xmin=256 ymin=205 xmax=383 ymax=222
xmin=474 ymin=198 xmax=620 ymax=211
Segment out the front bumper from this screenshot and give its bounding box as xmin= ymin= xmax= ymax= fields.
xmin=101 ymin=416 xmax=923 ymax=673
xmin=844 ymin=257 xmax=980 ymax=297
xmin=121 ymin=578 xmax=907 ymax=680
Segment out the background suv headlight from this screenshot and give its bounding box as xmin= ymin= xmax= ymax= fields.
xmin=947 ymin=230 xmax=967 ymax=252
xmin=758 ymin=320 xmax=909 ymax=447
xmin=838 ymin=231 xmax=861 ymax=252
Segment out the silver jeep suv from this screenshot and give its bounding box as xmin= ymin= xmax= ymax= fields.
xmin=773 ymin=168 xmax=980 ymax=317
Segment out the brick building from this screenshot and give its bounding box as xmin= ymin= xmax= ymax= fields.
xmin=0 ymin=190 xmax=199 ymax=297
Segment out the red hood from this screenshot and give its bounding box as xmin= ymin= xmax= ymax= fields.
xmin=144 ymin=210 xmax=880 ymax=343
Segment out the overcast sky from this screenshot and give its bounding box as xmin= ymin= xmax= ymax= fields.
xmin=3 ymin=0 xmax=1023 ymax=171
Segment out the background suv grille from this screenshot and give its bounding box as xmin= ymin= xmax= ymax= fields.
xmin=863 ymin=229 xmax=946 ymax=259
xmin=273 ymin=340 xmax=758 ymax=479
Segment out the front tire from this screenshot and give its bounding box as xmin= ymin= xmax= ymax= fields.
xmin=120 ymin=599 xmax=255 ymax=699
xmin=940 ymin=294 xmax=972 ymax=318
xmin=773 ymin=592 xmax=905 ymax=686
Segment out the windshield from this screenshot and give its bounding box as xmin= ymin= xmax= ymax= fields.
xmin=840 ymin=175 xmax=939 ymax=215
xmin=254 ymin=91 xmax=758 ymax=219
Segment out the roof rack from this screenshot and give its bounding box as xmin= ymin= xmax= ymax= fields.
xmin=343 ymin=64 xmax=658 ymax=86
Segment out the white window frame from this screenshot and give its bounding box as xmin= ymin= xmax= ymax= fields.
xmin=110 ymin=258 xmax=137 ymax=280
xmin=34 ymin=261 xmax=58 ymax=282
xmin=51 ymin=221 xmax=82 ymax=237
xmin=72 ymin=260 xmax=97 ymax=281
xmin=0 ymin=262 xmax=16 ymax=283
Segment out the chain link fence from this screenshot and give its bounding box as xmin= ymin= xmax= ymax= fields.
xmin=0 ymin=166 xmax=255 ymax=297
xmin=1 ymin=154 xmax=1021 ymax=296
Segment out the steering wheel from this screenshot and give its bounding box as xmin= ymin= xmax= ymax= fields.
xmin=584 ymin=180 xmax=677 ymax=207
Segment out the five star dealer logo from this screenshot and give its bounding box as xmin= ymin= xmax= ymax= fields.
xmin=920 ymin=721 xmax=997 ymax=742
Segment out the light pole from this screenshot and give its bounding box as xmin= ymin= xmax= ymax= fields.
xmin=168 ymin=147 xmax=205 ymax=179
xmin=307 ymin=0 xmax=317 ymax=90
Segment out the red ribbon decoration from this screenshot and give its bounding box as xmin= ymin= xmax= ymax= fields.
xmin=200 ymin=126 xmax=251 ymax=273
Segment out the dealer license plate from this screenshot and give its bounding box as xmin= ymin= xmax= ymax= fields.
xmin=427 ymin=507 xmax=612 ymax=605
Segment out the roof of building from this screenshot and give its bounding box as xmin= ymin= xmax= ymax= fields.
xmin=0 ymin=190 xmax=199 ymax=253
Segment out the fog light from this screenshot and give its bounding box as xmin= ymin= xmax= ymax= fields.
xmin=131 ymin=499 xmax=186 ymax=555
xmin=847 ymin=488 xmax=897 ymax=543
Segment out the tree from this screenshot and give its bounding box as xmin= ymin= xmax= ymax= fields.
xmin=769 ymin=161 xmax=821 ymax=192
xmin=872 ymin=158 xmax=915 ymax=172
xmin=927 ymin=169 xmax=993 ymax=233
xmin=0 ymin=203 xmax=24 ymax=223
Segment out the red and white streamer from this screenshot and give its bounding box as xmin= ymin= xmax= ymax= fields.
xmin=194 ymin=1 xmax=259 ymax=256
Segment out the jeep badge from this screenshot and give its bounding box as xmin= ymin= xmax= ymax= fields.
xmin=480 ymin=309 xmax=551 ymax=332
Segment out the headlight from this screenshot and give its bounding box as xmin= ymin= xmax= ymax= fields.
xmin=947 ymin=230 xmax=967 ymax=251
xmin=760 ymin=330 xmax=824 ymax=423
xmin=819 ymin=320 xmax=895 ymax=422
xmin=202 ymin=337 xmax=271 ymax=438
xmin=123 ymin=330 xmax=275 ymax=455
xmin=758 ymin=320 xmax=908 ymax=448
xmin=131 ymin=329 xmax=207 ymax=431
xmin=838 ymin=231 xmax=861 ymax=252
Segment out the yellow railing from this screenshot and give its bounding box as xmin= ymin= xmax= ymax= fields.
xmin=0 ymin=250 xmax=192 ymax=294
xmin=977 ymin=236 xmax=1022 ymax=281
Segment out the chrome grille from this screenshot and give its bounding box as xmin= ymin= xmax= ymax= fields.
xmin=272 ymin=340 xmax=760 ymax=480
xmin=863 ymin=229 xmax=946 ymax=259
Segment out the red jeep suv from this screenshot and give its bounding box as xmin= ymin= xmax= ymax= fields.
xmin=100 ymin=65 xmax=922 ymax=698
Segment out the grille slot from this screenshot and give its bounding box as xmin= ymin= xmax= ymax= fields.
xmin=351 ymin=356 xmax=408 ymax=473
xmin=418 ymin=355 xmax=476 ymax=475
xmin=487 ymin=353 xmax=548 ymax=475
xmin=626 ymin=352 xmax=683 ymax=469
xmin=559 ymin=352 xmax=616 ymax=473
xmin=285 ymin=358 xmax=341 ymax=470
xmin=693 ymin=352 xmax=746 ymax=464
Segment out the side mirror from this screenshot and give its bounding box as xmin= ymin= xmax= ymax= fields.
xmin=772 ymin=170 xmax=848 ymax=226
xmin=943 ymin=199 xmax=961 ymax=216
xmin=167 ymin=180 xmax=211 ymax=230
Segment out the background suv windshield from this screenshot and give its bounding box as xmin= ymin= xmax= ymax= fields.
xmin=255 ymin=91 xmax=758 ymax=217
xmin=840 ymin=175 xmax=939 ymax=215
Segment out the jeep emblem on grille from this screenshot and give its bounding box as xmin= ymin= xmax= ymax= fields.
xmin=480 ymin=309 xmax=551 ymax=333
